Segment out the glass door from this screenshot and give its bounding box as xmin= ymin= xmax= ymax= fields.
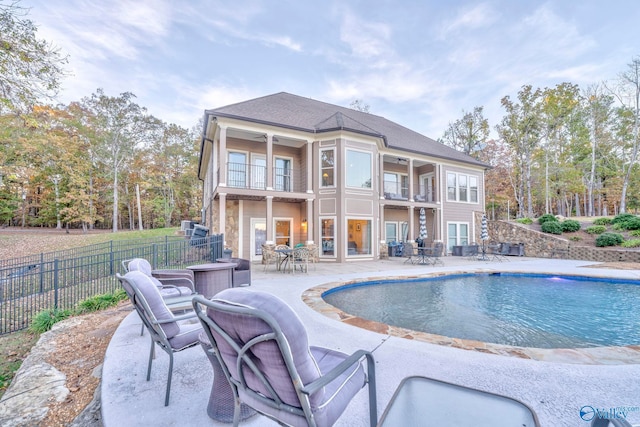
xmin=250 ymin=218 xmax=266 ymax=261
xmin=251 ymin=154 xmax=266 ymax=189
xmin=274 ymin=218 xmax=292 ymax=247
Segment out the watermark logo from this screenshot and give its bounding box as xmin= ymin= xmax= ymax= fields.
xmin=580 ymin=405 xmax=640 ymax=422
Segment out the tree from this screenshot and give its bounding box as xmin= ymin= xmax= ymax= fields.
xmin=349 ymin=99 xmax=370 ymax=113
xmin=440 ymin=106 xmax=489 ymax=156
xmin=606 ymin=56 xmax=640 ymax=214
xmin=496 ymin=85 xmax=543 ymax=218
xmin=0 ymin=1 xmax=68 ymax=113
xmin=582 ymin=85 xmax=614 ymax=216
xmin=81 ymin=89 xmax=157 ymax=232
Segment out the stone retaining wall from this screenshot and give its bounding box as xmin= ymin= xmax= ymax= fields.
xmin=477 ymin=212 xmax=640 ymax=262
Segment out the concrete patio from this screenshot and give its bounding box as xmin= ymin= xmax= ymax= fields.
xmin=102 ymin=256 xmax=640 ymax=426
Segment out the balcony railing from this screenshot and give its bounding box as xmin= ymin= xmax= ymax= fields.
xmin=383 ymin=180 xmax=409 ymax=200
xmin=383 ymin=181 xmax=437 ymax=202
xmin=226 ymin=162 xmax=304 ymax=192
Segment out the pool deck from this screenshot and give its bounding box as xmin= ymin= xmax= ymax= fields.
xmin=102 ymin=256 xmax=640 ymax=426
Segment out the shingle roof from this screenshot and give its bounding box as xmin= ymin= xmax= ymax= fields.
xmin=206 ymin=92 xmax=488 ymax=167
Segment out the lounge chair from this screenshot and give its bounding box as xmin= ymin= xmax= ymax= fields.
xmin=192 ymin=288 xmax=377 ymax=427
xmin=116 ymin=271 xmax=202 ymax=406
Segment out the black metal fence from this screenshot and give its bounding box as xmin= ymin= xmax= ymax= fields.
xmin=0 ymin=233 xmax=224 ymax=336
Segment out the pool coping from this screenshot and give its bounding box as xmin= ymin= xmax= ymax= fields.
xmin=302 ymin=268 xmax=640 ymax=365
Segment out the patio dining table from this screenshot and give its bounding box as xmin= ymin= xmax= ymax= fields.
xmin=275 ymin=248 xmax=294 ymax=272
xmin=415 ymin=246 xmax=436 ymax=265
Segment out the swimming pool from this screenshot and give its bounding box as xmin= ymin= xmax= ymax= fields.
xmin=322 ymin=273 xmax=640 ymax=348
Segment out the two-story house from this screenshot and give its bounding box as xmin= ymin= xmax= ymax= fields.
xmin=197 ymin=92 xmax=488 ymax=262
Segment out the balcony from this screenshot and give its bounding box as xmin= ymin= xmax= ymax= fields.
xmin=224 ymin=162 xmax=305 ymax=193
xmin=383 ymin=180 xmax=408 ymax=201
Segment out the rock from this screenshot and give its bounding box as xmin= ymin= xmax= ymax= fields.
xmin=0 ymin=323 xmax=71 ymax=426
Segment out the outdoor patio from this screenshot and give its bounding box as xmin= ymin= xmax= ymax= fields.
xmin=102 ymin=256 xmax=640 ymax=426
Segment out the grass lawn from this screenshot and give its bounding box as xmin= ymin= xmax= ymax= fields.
xmin=0 ymin=227 xmax=181 ymax=399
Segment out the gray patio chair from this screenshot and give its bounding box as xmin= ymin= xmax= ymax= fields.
xmin=123 ymin=258 xmax=196 ymax=297
xmin=192 ymin=288 xmax=377 ymax=427
xmin=430 ymin=242 xmax=444 ymax=265
xmin=217 ymin=257 xmax=252 ymax=286
xmin=116 ymin=271 xmax=202 ymax=406
xmin=123 ymin=258 xmax=197 ymax=335
xmin=402 ymin=244 xmax=417 ymax=264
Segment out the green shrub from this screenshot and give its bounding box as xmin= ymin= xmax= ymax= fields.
xmin=541 ymin=221 xmax=563 ymax=234
xmin=611 ymin=213 xmax=636 ymax=224
xmin=630 ymin=229 xmax=640 ymax=237
xmin=561 ymin=220 xmax=581 ymax=232
xmin=537 ymin=214 xmax=558 ymax=225
xmin=621 ymin=239 xmax=640 ymax=248
xmin=516 ymin=217 xmax=533 ymax=225
xmin=76 ymin=289 xmax=127 ymax=314
xmin=30 ymin=308 xmax=72 ymax=333
xmin=586 ymin=225 xmax=606 ymax=234
xmin=593 ymin=217 xmax=612 ymax=226
xmin=595 ymin=232 xmax=624 ymax=247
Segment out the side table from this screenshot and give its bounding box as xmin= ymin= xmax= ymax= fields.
xmin=198 ymin=332 xmax=256 ymax=422
xmin=187 ymin=263 xmax=235 ymax=298
xmin=379 ymin=376 xmax=539 ymax=426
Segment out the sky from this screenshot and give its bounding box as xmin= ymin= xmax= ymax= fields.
xmin=20 ymin=0 xmax=640 ymax=139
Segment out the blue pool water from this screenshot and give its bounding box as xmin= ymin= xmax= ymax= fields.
xmin=322 ymin=273 xmax=640 ymax=348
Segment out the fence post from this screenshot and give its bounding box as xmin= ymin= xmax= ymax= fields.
xmin=39 ymin=252 xmax=44 ymax=293
xmin=53 ymin=258 xmax=59 ymax=309
xmin=152 ymin=244 xmax=158 ymax=269
xmin=109 ymin=241 xmax=114 ymax=275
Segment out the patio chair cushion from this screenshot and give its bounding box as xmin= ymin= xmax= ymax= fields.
xmin=168 ymin=321 xmax=203 ymax=351
xmin=209 ymin=288 xmax=323 ymax=408
xmin=125 ymin=271 xmax=180 ymax=339
xmin=128 ymin=258 xmax=153 ymax=275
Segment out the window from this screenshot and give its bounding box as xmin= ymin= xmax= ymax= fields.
xmin=447 ymin=173 xmax=456 ymax=201
xmin=320 ymin=218 xmax=335 ymax=256
xmin=385 ymin=222 xmax=397 ymax=243
xmin=275 ymin=157 xmax=292 ymax=191
xmin=346 ymin=150 xmax=372 ymax=188
xmin=447 ymin=172 xmax=479 ymax=203
xmin=228 ymin=152 xmax=247 ymax=188
xmin=469 ymin=176 xmax=478 ymax=203
xmin=275 ymin=219 xmax=292 ymax=246
xmin=385 ymin=221 xmax=408 ymax=243
xmin=384 ymin=173 xmax=408 ymax=198
xmin=320 ymin=149 xmax=335 ymax=187
xmin=447 ymin=222 xmax=469 ymax=253
xmin=347 ymin=219 xmax=372 ymax=256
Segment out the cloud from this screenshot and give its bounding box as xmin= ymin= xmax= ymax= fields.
xmin=440 ymin=3 xmax=498 ymax=37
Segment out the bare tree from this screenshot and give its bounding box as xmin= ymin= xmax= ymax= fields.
xmin=606 ymin=56 xmax=640 ymax=214
xmin=0 ymin=1 xmax=68 ymax=113
xmin=440 ymin=106 xmax=489 ymax=156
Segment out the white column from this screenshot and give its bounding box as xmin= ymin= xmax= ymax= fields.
xmin=219 ymin=126 xmax=227 ymax=187
xmin=266 ymin=196 xmax=274 ymax=243
xmin=306 ymin=140 xmax=313 ymax=193
xmin=408 ymin=206 xmax=415 ymax=242
xmin=219 ymin=193 xmax=227 ymax=245
xmin=408 ymin=158 xmax=414 ymax=201
xmin=266 ymin=133 xmax=274 ymax=190
xmin=306 ymin=198 xmax=314 ymax=243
